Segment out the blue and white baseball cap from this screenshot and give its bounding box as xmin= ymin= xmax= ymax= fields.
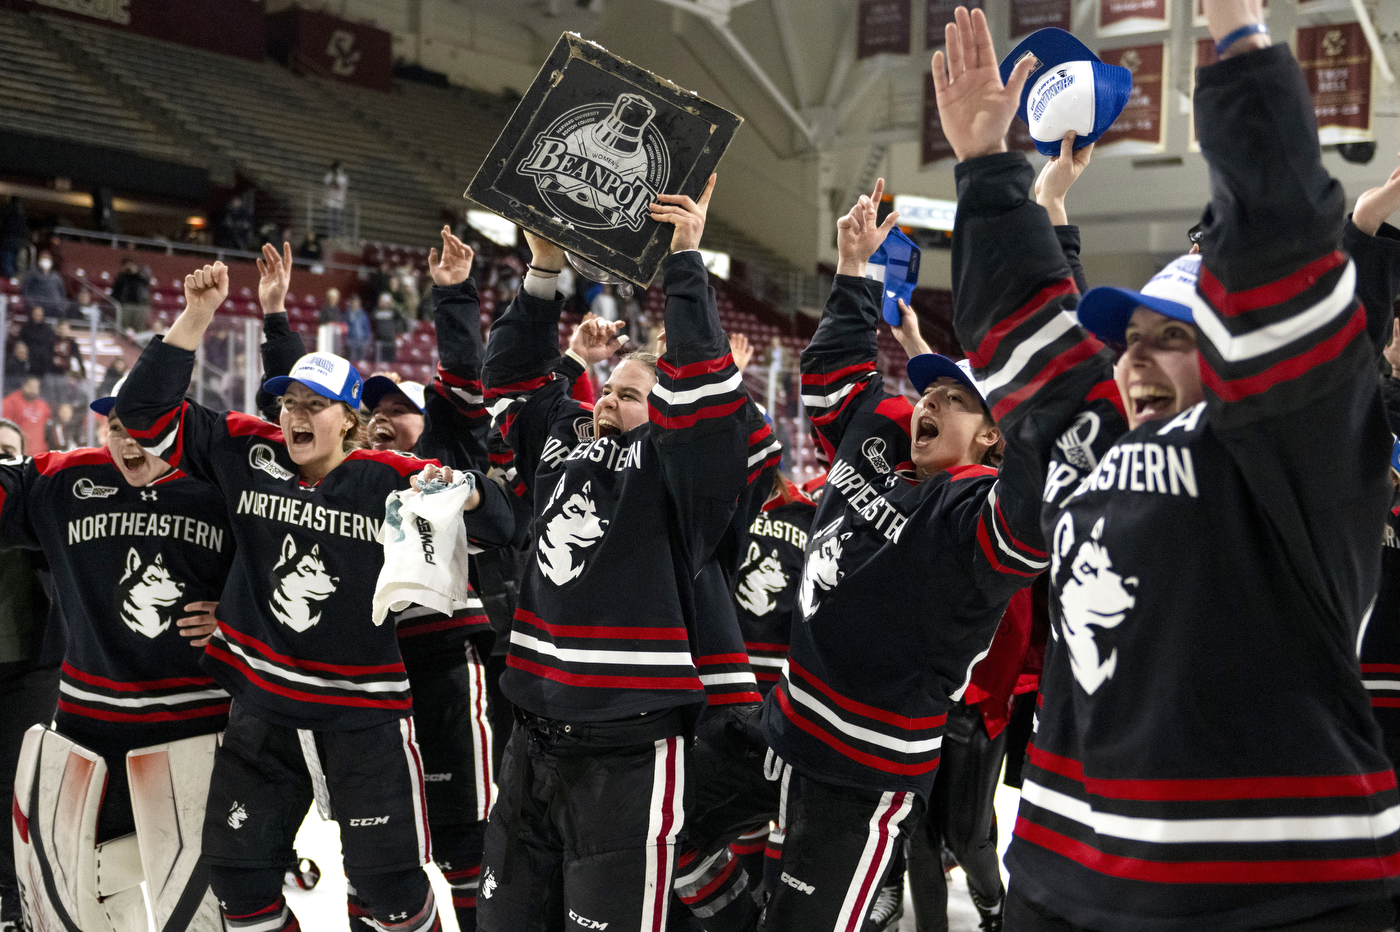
xmin=999 ymin=28 xmax=1133 ymax=157
xmin=362 ymin=376 xmax=426 ymax=415
xmin=90 ymin=374 xmax=127 ymax=416
xmin=1077 ymin=254 xmax=1200 ymax=345
xmin=868 ymin=227 xmax=921 ymax=326
xmin=263 ymin=353 xmax=363 ymax=407
xmin=1391 ymin=437 xmax=1400 ymax=476
xmin=907 ymin=355 xmax=990 ymax=413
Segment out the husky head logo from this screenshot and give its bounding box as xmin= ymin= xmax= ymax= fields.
xmin=1054 ymin=515 xmax=1138 ymax=695
xmin=72 ymin=477 xmax=118 ymax=500
xmin=249 ymin=443 xmax=295 ymax=481
xmin=268 ymin=535 xmax=339 ymax=632
xmin=114 ymin=548 xmax=185 ymax=639
xmin=736 ymin=543 xmax=788 ymax=617
xmin=1055 ymin=411 xmax=1101 ymax=472
xmin=536 ymin=478 xmax=609 ymax=586
xmin=799 ymin=517 xmax=852 ymax=620
xmin=861 ymin=437 xmax=891 ymax=474
xmin=227 ymin=802 xmax=247 ymax=830
xmin=518 ymin=94 xmax=671 ymax=232
xmin=481 ymin=867 xmax=497 ymax=900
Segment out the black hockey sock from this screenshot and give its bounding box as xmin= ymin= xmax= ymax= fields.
xmin=347 ymin=867 xmax=438 ymax=932
xmin=210 ymin=865 xmax=298 ymax=932
xmin=433 ymin=819 xmax=487 ymax=931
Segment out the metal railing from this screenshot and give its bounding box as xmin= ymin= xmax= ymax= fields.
xmin=303 ymin=188 xmax=361 ymax=243
xmin=52 ymin=227 xmax=371 ymax=274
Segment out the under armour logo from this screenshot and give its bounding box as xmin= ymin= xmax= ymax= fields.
xmin=141 ymin=489 xmax=158 ymax=501
xmin=389 ymin=912 xmax=407 ymax=922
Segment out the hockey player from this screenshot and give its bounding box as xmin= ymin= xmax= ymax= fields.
xmin=0 ymin=380 xmax=230 ymax=930
xmin=255 ymin=233 xmax=499 ymax=930
xmin=478 ymin=176 xmax=753 ymax=932
xmin=756 ymin=175 xmax=1056 ymax=932
xmin=114 ymin=261 xmax=515 ymax=932
xmin=935 ymin=3 xmax=1400 ymax=928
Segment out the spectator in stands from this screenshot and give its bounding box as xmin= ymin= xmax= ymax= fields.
xmin=0 ymin=196 xmax=25 ymax=278
xmin=3 ymin=343 xmax=37 ymax=396
xmin=367 ymin=260 xmax=394 ymax=310
xmin=110 ymin=257 xmax=151 ymax=333
xmin=44 ymin=321 xmax=84 ymax=406
xmin=96 ymin=355 xmax=126 ymax=398
xmin=1 ymin=376 xmax=49 ymax=455
xmin=393 ymin=264 xmax=420 ymax=320
xmin=256 ymin=222 xmax=280 ymax=249
xmin=20 ymin=252 xmax=65 ymax=315
xmin=43 ymin=402 xmax=76 ymax=453
xmin=216 ymin=194 xmax=255 ymax=252
xmin=371 ymin=292 xmax=401 ymax=363
xmin=590 ymin=282 xmax=618 ymax=321
xmin=18 ymin=308 xmax=55 ymax=378
xmin=323 ymin=160 xmax=349 ymax=236
xmin=70 ymin=288 xmax=99 ymax=323
xmin=297 ymin=229 xmax=323 ymax=261
xmin=344 ymin=293 xmax=371 ymax=361
xmin=319 ymin=287 xmax=343 ymax=325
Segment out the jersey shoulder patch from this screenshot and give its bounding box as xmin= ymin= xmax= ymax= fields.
xmin=36 ymin=446 xmax=112 ymax=476
xmin=873 ymin=396 xmax=914 ymax=435
xmin=226 ymin=411 xmax=284 ymax=443
xmin=346 ymin=447 xmax=437 ymax=476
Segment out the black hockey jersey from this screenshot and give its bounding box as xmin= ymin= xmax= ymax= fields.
xmin=760 ymin=271 xmax=1055 ymax=799
xmin=733 ymin=483 xmax=814 ymax=695
xmin=260 ymin=283 xmax=496 ymax=669
xmin=0 ymin=449 xmax=231 ymax=749
xmin=115 ymin=337 xmax=514 ymax=731
xmin=955 ymin=46 xmax=1400 ymax=931
xmin=482 ymin=251 xmax=752 ymax=722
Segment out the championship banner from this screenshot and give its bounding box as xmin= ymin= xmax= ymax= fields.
xmin=1098 ymin=0 xmax=1169 ymax=37
xmin=1192 ymin=0 xmax=1265 ymax=27
xmin=1094 ymin=44 xmax=1168 ymax=154
xmin=1010 ymin=0 xmax=1072 ymax=39
xmin=925 ymin=0 xmax=982 ymax=50
xmin=465 ymin=34 xmax=742 ymax=289
xmin=1296 ymin=22 xmax=1374 ymax=145
xmin=1188 ymin=37 xmax=1216 ymax=152
xmin=921 ymin=72 xmax=955 ymax=164
xmin=858 ymin=0 xmax=911 ymax=58
xmin=267 ymin=7 xmax=393 ymax=91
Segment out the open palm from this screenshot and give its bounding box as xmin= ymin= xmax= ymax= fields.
xmin=931 ymin=6 xmax=1034 ymax=162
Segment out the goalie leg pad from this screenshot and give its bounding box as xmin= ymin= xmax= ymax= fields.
xmin=11 ymin=725 xmax=146 ymax=932
xmin=128 ymin=732 xmax=224 ymax=932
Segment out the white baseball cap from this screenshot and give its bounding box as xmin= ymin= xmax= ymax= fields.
xmin=362 ymin=376 xmax=426 ymax=415
xmin=263 ymin=353 xmax=363 ymax=407
xmin=999 ymin=28 xmax=1134 ymax=157
xmin=1077 ymin=254 xmax=1200 ymax=344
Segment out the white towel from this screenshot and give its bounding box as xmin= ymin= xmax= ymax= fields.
xmin=372 ymin=471 xmax=477 ymax=625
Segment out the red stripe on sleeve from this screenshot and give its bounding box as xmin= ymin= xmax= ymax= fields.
xmin=968 ymin=278 xmax=1078 ymax=368
xmin=659 ymin=354 xmax=734 ymax=380
xmin=1197 ymin=251 xmax=1346 ymax=318
xmin=801 ymin=360 xmax=876 ymax=387
xmin=1200 ymin=304 xmax=1364 ymax=403
xmin=990 ymin=338 xmax=1104 ymax=423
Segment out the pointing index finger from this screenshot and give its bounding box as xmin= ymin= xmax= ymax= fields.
xmin=696 ymin=174 xmax=717 ymax=210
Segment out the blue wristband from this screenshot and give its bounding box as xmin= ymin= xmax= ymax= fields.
xmin=1215 ymin=23 xmax=1268 ymax=57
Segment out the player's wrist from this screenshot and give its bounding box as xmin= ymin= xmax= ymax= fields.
xmin=835 ymin=257 xmax=867 ymax=278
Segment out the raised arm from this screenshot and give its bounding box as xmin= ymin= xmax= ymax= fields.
xmin=800 ymin=180 xmax=901 ymax=461
xmin=255 ymin=242 xmax=306 ymax=420
xmin=1344 ymin=157 xmax=1400 ymax=351
xmin=418 ymin=227 xmax=491 ymax=469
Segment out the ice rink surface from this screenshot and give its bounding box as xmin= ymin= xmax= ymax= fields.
xmin=285 ymin=782 xmax=1024 ymax=932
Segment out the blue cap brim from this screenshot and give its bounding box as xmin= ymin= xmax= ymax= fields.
xmin=1076 ymin=286 xmax=1195 ymax=345
xmin=906 ymin=354 xmax=987 ymax=408
xmin=999 ymin=29 xmax=1133 ymax=155
xmin=362 ymin=375 xmax=423 ymax=414
xmin=1391 ymin=438 xmax=1400 ymax=475
xmin=89 ymin=396 xmax=116 ymax=416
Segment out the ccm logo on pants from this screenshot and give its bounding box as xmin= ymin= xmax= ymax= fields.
xmin=781 ymin=872 xmax=816 ymax=895
xmin=569 ymin=910 xmax=609 ymax=930
xmin=348 ymin=816 xmax=391 ymax=826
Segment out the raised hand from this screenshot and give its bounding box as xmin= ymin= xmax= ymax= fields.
xmin=184 ymin=262 xmax=229 ymax=319
xmin=412 ymin=463 xmax=484 ymax=512
xmin=569 ymin=316 xmax=629 ymax=364
xmin=429 ymin=225 xmax=475 ymax=286
xmin=891 ymin=299 xmax=932 ymax=358
xmin=256 ymin=242 xmax=292 ymax=316
xmin=1201 ymin=0 xmax=1268 ymax=54
xmin=1353 ymin=155 xmax=1400 ymax=236
xmin=1385 ymin=319 xmax=1400 ymax=375
xmin=729 ymin=332 xmax=753 ymax=371
xmin=836 ymin=178 xmax=900 ymax=277
xmin=1035 ymin=132 xmax=1095 ymax=226
xmin=931 ymin=6 xmax=1034 ymax=162
xmin=177 ymin=601 xmax=219 ymax=648
xmin=650 ymin=174 xmax=717 ymax=254
xmin=523 ymin=229 xmax=566 ymax=273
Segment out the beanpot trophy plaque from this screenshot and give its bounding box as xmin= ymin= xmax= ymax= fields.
xmin=465 ymin=33 xmax=743 ymax=289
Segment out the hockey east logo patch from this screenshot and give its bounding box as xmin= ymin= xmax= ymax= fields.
xmin=536 ymin=477 xmax=609 ymax=586
xmin=115 ymin=548 xmax=185 ymax=639
xmin=517 ymin=93 xmax=670 ymax=233
xmin=268 ymin=534 xmax=339 ymax=632
xmin=1052 ymin=514 xmax=1138 ymax=695
xmin=735 ymin=542 xmax=787 ymax=617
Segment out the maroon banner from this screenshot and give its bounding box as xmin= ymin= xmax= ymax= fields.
xmin=925 ymin=0 xmax=982 ymax=49
xmin=5 ymin=0 xmax=266 ymax=60
xmin=1096 ymin=44 xmax=1167 ymax=151
xmin=1010 ymin=0 xmax=1071 ymax=38
xmin=858 ymin=0 xmax=911 ymax=58
xmin=267 ymin=8 xmax=393 ymax=92
xmin=1098 ymin=0 xmax=1168 ymax=36
xmin=1296 ymin=22 xmax=1373 ymax=144
xmin=921 ymin=72 xmax=955 ymax=164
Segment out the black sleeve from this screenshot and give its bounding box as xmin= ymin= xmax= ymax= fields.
xmin=1341 ymin=217 xmax=1400 ymax=353
xmin=114 ymin=336 xmax=233 ymax=487
xmin=417 ymin=279 xmax=491 ymax=471
xmin=1055 ymin=224 xmax=1088 ymax=295
xmin=258 ymin=312 xmax=306 ymax=421
xmin=799 ymin=273 xmax=892 ymax=461
xmin=0 ymin=457 xmax=40 ymax=551
xmin=1382 ymin=376 xmax=1400 ymax=437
